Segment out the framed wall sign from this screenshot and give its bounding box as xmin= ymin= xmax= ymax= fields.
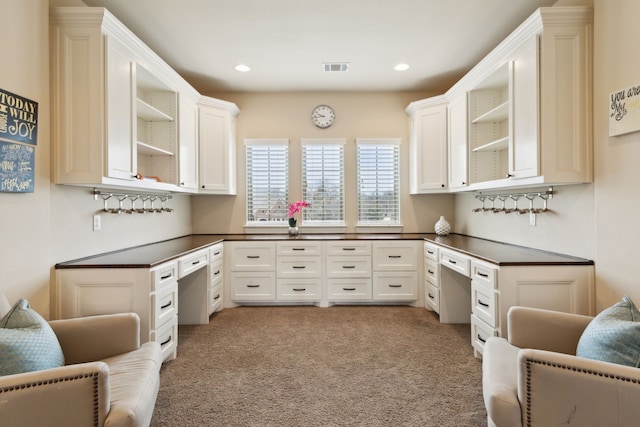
xmin=609 ymin=83 xmax=640 ymax=136
xmin=0 ymin=141 xmax=34 ymax=192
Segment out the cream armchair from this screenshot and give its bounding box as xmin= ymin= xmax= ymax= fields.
xmin=0 ymin=312 xmax=162 ymax=427
xmin=483 ymin=306 xmax=640 ymax=427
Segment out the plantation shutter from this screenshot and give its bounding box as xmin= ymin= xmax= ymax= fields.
xmin=301 ymin=139 xmax=345 ymax=224
xmin=245 ymin=139 xmax=289 ymax=223
xmin=356 ymin=139 xmax=401 ymax=225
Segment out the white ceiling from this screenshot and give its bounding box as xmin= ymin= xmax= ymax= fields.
xmin=81 ymin=0 xmax=557 ymax=94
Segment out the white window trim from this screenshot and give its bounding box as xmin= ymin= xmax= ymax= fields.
xmin=244 ymin=138 xmax=289 ymax=229
xmin=356 ymin=138 xmax=403 ymax=228
xmin=301 ymin=138 xmax=347 ymax=229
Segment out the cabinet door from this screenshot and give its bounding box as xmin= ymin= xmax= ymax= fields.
xmin=178 ymin=94 xmax=199 ymax=190
xmin=510 ymin=36 xmax=539 ymax=180
xmin=448 ymin=94 xmax=468 ymax=189
xmin=198 ymin=103 xmax=237 ymax=194
xmin=105 ymin=36 xmax=136 ymax=181
xmin=410 ymin=103 xmax=448 ymax=193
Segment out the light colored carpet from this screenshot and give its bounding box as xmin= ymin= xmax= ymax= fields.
xmin=151 ymin=306 xmax=487 ymax=426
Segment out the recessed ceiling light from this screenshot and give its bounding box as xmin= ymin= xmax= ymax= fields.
xmin=234 ymin=64 xmax=251 ymax=72
xmin=394 ymin=63 xmax=411 ymax=71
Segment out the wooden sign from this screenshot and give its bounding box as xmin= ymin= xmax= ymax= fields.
xmin=609 ymin=83 xmax=640 ymax=136
xmin=0 ymin=88 xmax=38 ymax=145
xmin=0 ymin=141 xmax=34 ymax=192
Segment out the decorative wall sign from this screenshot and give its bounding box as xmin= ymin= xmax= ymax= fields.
xmin=0 ymin=141 xmax=35 ymax=193
xmin=609 ymin=83 xmax=640 ymax=136
xmin=0 ymin=88 xmax=38 ymax=145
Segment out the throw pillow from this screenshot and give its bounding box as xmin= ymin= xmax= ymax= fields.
xmin=576 ymin=295 xmax=640 ymax=367
xmin=0 ymin=298 xmax=65 ymax=376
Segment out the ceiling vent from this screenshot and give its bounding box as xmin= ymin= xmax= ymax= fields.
xmin=323 ymin=62 xmax=350 ymax=72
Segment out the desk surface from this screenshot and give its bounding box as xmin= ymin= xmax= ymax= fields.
xmin=55 ymin=233 xmax=592 ymax=269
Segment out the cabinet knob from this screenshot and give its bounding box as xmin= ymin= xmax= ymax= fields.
xmin=506 ymin=173 xmax=513 ymax=178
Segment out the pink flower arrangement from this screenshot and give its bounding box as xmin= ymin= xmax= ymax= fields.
xmin=288 ymin=200 xmax=310 ymax=227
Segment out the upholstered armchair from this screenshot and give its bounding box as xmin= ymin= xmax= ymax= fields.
xmin=483 ymin=306 xmax=640 ymax=427
xmin=0 ymin=301 xmax=162 ymax=427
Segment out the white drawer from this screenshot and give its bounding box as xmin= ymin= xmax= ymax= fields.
xmin=439 ymin=248 xmax=471 ymax=277
xmin=373 ymin=272 xmax=418 ymax=301
xmin=208 ymin=280 xmax=223 ymax=314
xmin=277 ymin=278 xmax=321 ymax=301
xmin=277 ymin=241 xmax=323 ymax=256
xmin=209 ymin=259 xmax=223 ymax=283
xmin=471 ymin=280 xmax=499 ymax=328
xmin=326 ymin=278 xmax=372 ymax=301
xmin=151 ymin=262 xmax=178 ymax=291
xmin=178 ymin=249 xmax=209 ymax=278
xmin=325 ymin=241 xmax=371 ymax=256
xmin=154 ymin=282 xmax=178 ymax=329
xmin=230 ymin=272 xmax=275 ymax=301
xmin=277 ymin=256 xmax=322 ymax=278
xmin=326 ymin=256 xmax=372 ymax=278
xmin=425 ymin=281 xmax=439 ymax=313
xmin=373 ymin=242 xmax=418 ymax=271
xmin=471 ymin=259 xmax=497 ymax=289
xmin=471 ymin=314 xmax=499 ymax=357
xmin=209 ymin=242 xmax=223 ymax=262
xmin=154 ymin=314 xmax=178 ymax=362
xmin=228 ymin=243 xmax=275 ymax=271
xmin=424 ymin=242 xmax=439 ymax=261
xmin=425 ymin=259 xmax=439 ymax=286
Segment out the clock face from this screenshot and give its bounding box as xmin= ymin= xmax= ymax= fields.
xmin=311 ymin=105 xmax=335 ymax=128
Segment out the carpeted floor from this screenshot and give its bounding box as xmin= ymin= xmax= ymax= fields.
xmin=150 ymin=306 xmax=487 ymax=427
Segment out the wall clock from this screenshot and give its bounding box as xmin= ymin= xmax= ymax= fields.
xmin=311 ymin=104 xmax=335 ymax=129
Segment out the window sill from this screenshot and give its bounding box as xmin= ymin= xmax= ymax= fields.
xmin=355 ymin=224 xmax=404 ymax=234
xmin=244 ymin=223 xmax=348 ymax=234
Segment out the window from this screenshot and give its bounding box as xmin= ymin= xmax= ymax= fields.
xmin=356 ymin=138 xmax=401 ymax=225
xmin=301 ymin=139 xmax=345 ymax=225
xmin=245 ymin=139 xmax=289 ymax=224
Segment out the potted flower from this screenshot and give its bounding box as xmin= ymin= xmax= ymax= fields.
xmin=288 ymin=200 xmax=310 ymax=235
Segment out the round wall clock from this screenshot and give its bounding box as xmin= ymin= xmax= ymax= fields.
xmin=311 ymin=104 xmax=335 ymax=129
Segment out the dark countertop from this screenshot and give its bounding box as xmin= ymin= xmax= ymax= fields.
xmin=55 ymin=233 xmax=593 ymax=269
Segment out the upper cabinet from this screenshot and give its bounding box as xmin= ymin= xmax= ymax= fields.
xmin=198 ymin=97 xmax=239 ymax=195
xmin=50 ymin=7 xmax=238 ymax=194
xmin=406 ymin=96 xmax=448 ymax=194
xmin=413 ymin=6 xmax=593 ymax=193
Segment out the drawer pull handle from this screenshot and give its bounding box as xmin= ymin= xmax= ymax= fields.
xmin=388 ymin=284 xmax=402 ymax=288
xmin=477 ymin=334 xmax=486 ymax=343
xmin=427 ymin=250 xmax=434 ymax=255
xmin=247 ymin=284 xmax=260 ymax=288
xmin=292 ymin=248 xmax=306 ymax=251
xmin=160 ymin=336 xmax=172 ymax=346
xmin=342 ymin=265 xmax=356 ymax=269
xmin=388 ymin=255 xmax=402 ymax=259
xmin=477 ymin=299 xmax=490 ymax=308
xmin=160 ymin=301 xmax=173 ymax=310
xmin=293 ymin=288 xmax=306 ymax=292
xmin=428 ymin=293 xmax=435 ymax=299
xmin=342 ymin=247 xmax=356 ymax=251
xmin=213 ymin=270 xmax=221 ymax=275
xmin=448 ymin=259 xmax=457 ymax=265
xmin=160 ymin=273 xmax=173 ymax=280
xmin=247 ymin=255 xmax=260 ymax=259
xmin=477 ymin=272 xmax=489 ymax=278
xmin=292 ymin=266 xmax=306 ymax=269
xmin=213 ymin=251 xmax=221 ymax=256
xmin=192 ymin=260 xmax=201 ymax=266
xmin=343 ymin=287 xmax=356 ymax=291
xmin=428 ymin=269 xmax=435 ymax=274
xmin=213 ymin=294 xmax=220 ymax=300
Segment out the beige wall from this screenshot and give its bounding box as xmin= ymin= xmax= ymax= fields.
xmin=192 ymin=92 xmax=456 ymax=234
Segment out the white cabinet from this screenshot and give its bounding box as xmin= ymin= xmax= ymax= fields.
xmin=406 ymin=96 xmax=448 ymax=193
xmin=178 ymin=92 xmax=200 ymax=190
xmin=447 ymin=93 xmax=469 ymax=190
xmin=424 ymin=242 xmax=440 ymax=313
xmin=276 ymin=242 xmax=323 ymax=302
xmin=227 ymin=242 xmax=276 ymax=302
xmin=208 ymin=243 xmax=224 ymax=315
xmin=326 ymin=241 xmax=372 ymax=303
xmin=198 ymin=97 xmax=239 ymax=194
xmin=372 ymin=241 xmax=419 ymax=302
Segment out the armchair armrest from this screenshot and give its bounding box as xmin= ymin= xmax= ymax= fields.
xmin=517 ymin=349 xmax=640 ymax=426
xmin=49 ymin=313 xmax=140 ymax=364
xmin=507 ymin=306 xmax=592 ymax=354
xmin=0 ymin=362 xmax=110 ymax=426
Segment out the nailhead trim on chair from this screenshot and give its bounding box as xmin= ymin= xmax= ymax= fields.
xmin=524 ymin=358 xmax=640 ymax=427
xmin=0 ymin=372 xmax=101 ymax=427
